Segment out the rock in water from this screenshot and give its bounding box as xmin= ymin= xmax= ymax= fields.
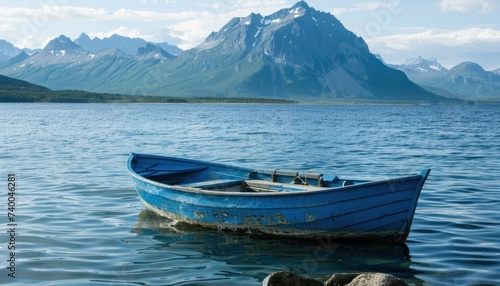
xmin=325 ymin=272 xmax=407 ymax=286
xmin=323 ymin=273 xmax=360 ymax=286
xmin=262 ymin=271 xmax=323 ymax=286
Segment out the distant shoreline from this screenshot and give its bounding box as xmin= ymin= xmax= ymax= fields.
xmin=2 ymin=91 xmax=499 ymax=105
xmin=0 ymin=91 xmax=298 ymax=104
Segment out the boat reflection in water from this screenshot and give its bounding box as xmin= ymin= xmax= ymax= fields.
xmin=132 ymin=210 xmax=423 ymax=284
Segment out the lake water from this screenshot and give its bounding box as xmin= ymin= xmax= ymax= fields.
xmin=1 ymin=103 xmax=499 ymax=285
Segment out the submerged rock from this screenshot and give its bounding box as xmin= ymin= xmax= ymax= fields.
xmin=263 ymin=271 xmax=408 ymax=286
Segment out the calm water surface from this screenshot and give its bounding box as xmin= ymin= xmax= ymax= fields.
xmin=0 ymin=103 xmax=499 ymax=285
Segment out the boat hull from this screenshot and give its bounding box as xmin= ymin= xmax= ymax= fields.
xmin=128 ymin=153 xmax=430 ymax=242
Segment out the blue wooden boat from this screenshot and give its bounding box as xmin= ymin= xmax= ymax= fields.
xmin=127 ymin=153 xmax=430 ymax=242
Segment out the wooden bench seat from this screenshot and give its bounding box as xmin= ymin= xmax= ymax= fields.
xmin=181 ymin=179 xmax=243 ymax=190
xmin=243 ymin=180 xmax=327 ymax=192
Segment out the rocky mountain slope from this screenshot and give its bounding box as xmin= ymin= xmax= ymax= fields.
xmin=152 ymin=1 xmax=441 ymax=101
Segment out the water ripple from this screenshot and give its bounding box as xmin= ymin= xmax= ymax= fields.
xmin=1 ymin=103 xmax=499 ymax=285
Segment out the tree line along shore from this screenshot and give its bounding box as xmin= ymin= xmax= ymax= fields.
xmin=0 ymin=89 xmax=297 ymax=104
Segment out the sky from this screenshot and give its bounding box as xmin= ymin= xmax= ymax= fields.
xmin=1 ymin=0 xmax=499 ymax=70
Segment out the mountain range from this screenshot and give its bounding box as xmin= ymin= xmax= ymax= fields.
xmin=74 ymin=33 xmax=182 ymax=56
xmin=0 ymin=39 xmax=38 ymax=62
xmin=0 ymin=1 xmax=480 ymax=102
xmin=389 ymin=56 xmax=500 ymax=101
xmin=0 ymin=40 xmax=21 ymax=62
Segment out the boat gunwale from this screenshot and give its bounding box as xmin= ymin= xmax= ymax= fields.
xmin=128 ymin=153 xmax=430 ymax=197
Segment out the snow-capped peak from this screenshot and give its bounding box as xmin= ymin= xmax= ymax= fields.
xmin=402 ymin=56 xmax=446 ymax=73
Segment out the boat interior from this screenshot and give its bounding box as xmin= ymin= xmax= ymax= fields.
xmin=134 ymin=161 xmax=363 ymax=193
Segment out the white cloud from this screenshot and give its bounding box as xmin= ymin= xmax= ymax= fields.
xmin=110 ymin=7 xmax=198 ymax=21
xmin=367 ymin=27 xmax=500 ymax=68
xmin=437 ymin=0 xmax=496 ymax=13
xmin=42 ymin=6 xmax=109 ymax=19
xmin=166 ymin=13 xmax=225 ymax=50
xmin=0 ymin=5 xmax=198 ymax=22
xmin=88 ymin=26 xmax=149 ymax=40
xmin=354 ymin=1 xmax=400 ymax=11
xmin=0 ymin=23 xmax=15 ymax=31
xmin=368 ymin=27 xmax=500 ymax=50
xmin=0 ymin=7 xmax=38 ymax=22
xmin=332 ymin=1 xmax=401 ymax=15
xmin=0 ymin=5 xmax=204 ymax=49
xmin=238 ymin=0 xmax=287 ymax=9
